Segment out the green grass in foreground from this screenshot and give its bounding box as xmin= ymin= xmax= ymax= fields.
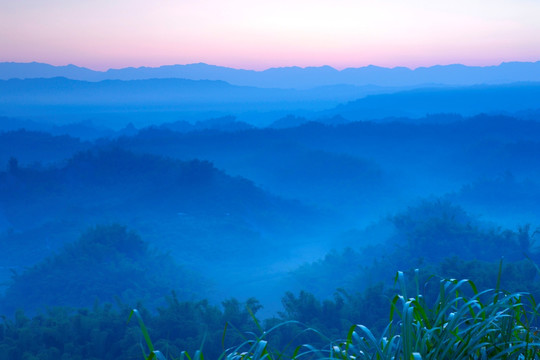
xmin=131 ymin=269 xmax=540 ymax=360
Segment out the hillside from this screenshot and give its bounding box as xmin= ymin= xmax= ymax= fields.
xmin=107 ymin=115 xmax=540 ymax=225
xmin=0 ymin=148 xmax=322 ymax=302
xmin=1 ymin=114 xmax=540 ymax=318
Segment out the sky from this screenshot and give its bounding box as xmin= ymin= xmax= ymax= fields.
xmin=1 ymin=0 xmax=539 ymax=70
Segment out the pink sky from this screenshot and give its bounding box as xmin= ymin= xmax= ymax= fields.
xmin=1 ymin=0 xmax=539 ymax=70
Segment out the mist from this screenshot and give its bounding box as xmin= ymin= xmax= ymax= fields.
xmin=1 ymin=62 xmax=540 ymax=359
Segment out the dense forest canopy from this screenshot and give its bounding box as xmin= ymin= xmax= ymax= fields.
xmin=0 ymin=93 xmax=539 ymax=358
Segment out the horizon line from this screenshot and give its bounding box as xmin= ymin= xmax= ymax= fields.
xmin=2 ymin=59 xmax=540 ymax=73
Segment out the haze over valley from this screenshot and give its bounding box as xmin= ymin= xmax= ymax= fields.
xmin=2 ymin=0 xmax=540 ymax=357
xmin=1 ymin=62 xmax=540 ymax=319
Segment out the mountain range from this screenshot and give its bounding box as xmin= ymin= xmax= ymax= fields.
xmin=1 ymin=76 xmax=539 ymax=128
xmin=1 ymin=61 xmax=540 ymax=89
xmin=0 ymin=77 xmax=389 ymax=127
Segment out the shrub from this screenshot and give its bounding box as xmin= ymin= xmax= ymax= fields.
xmin=138 ymin=271 xmax=540 ymax=360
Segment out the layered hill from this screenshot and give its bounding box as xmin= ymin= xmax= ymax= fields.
xmin=0 ymin=77 xmax=386 ymax=127
xmin=1 ymin=77 xmax=540 ymax=129
xmin=0 ymin=148 xmax=322 ymax=281
xmin=327 ymin=83 xmax=540 ymax=120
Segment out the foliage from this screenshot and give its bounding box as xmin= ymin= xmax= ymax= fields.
xmin=1 ymin=115 xmax=540 ymax=358
xmin=0 ymin=303 xmax=140 ymax=360
xmin=0 ymin=224 xmax=205 ymax=315
xmin=146 ymin=272 xmax=540 ymax=360
xmin=3 ymin=222 xmax=540 ymax=359
xmin=329 ymin=271 xmax=540 ymax=360
xmin=0 ymin=297 xmax=262 ymax=360
xmin=0 ymin=147 xmax=320 ymax=289
xmin=390 ymin=200 xmax=523 ymax=263
xmin=290 ymin=200 xmax=540 ymax=301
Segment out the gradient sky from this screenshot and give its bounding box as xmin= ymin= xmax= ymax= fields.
xmin=1 ymin=0 xmax=539 ymax=70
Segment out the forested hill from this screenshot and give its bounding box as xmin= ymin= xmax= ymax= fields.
xmin=110 ymin=115 xmax=540 ymax=214
xmin=1 ymin=113 xmax=540 ymax=355
xmin=0 ymin=129 xmax=90 ymax=166
xmin=0 ymin=148 xmax=322 ymax=283
xmin=3 ymin=114 xmax=540 ymax=227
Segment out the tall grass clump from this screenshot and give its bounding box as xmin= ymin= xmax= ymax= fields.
xmin=333 ymin=269 xmax=540 ymax=360
xmin=132 ymin=269 xmax=540 ymax=360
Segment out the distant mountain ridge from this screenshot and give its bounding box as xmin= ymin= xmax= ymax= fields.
xmin=0 ymin=76 xmax=385 ymax=113
xmin=1 ymin=77 xmax=540 ymax=129
xmin=1 ymin=61 xmax=539 ymax=89
xmin=325 ymin=82 xmax=540 ymax=120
